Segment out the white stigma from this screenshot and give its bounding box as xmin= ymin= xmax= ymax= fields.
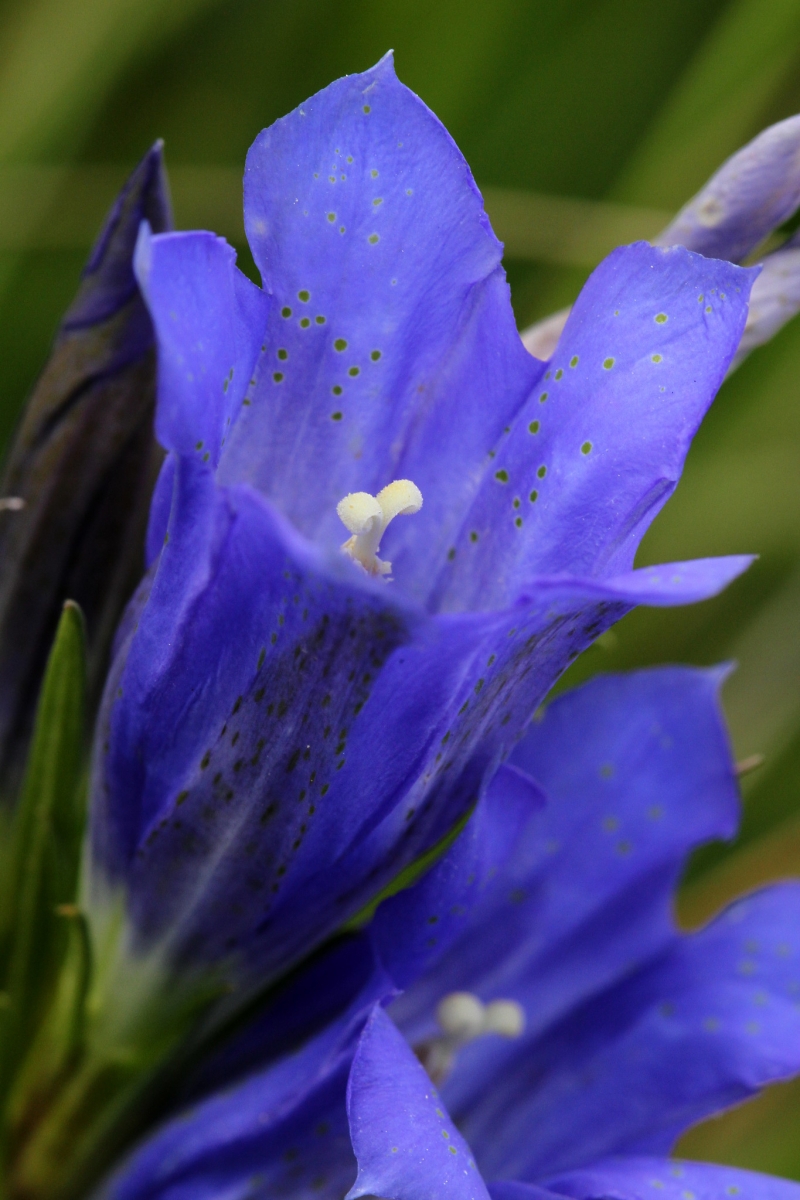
xmin=337 ymin=479 xmax=422 ymax=579
xmin=417 ymin=991 xmax=525 ymax=1084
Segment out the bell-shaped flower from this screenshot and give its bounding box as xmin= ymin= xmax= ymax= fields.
xmin=95 ymin=666 xmax=800 ymax=1200
xmin=86 ymin=55 xmax=756 ymax=1009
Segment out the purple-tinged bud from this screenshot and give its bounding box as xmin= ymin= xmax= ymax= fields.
xmin=520 ymin=307 xmax=570 ymax=361
xmin=522 ymin=115 xmax=800 ymax=367
xmin=727 ymin=231 xmax=800 ymax=371
xmin=655 ymin=114 xmax=800 ymax=264
xmin=0 ymin=143 xmax=172 ymax=796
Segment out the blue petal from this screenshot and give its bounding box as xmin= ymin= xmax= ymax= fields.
xmin=457 ymin=882 xmax=800 ymax=1179
xmin=346 ymin=1005 xmax=489 ymax=1200
xmin=89 ymin=456 xmax=431 ymax=976
xmin=430 ymin=243 xmax=756 ymax=611
xmin=145 ymin=451 xmax=176 ymax=566
xmin=387 ymin=669 xmax=800 ymax=1177
xmin=490 ymin=1186 xmax=564 ymax=1200
xmin=371 ymin=764 xmax=545 ymax=989
xmin=223 ymin=52 xmax=540 ymax=600
xmin=183 ymin=933 xmax=378 ymax=1099
xmin=104 ymin=64 xmax=754 ymax=988
xmin=657 ymin=114 xmax=800 ymax=263
xmin=391 ymin=666 xmax=739 ymax=1049
xmin=134 ymin=225 xmax=269 ymax=468
xmin=542 ymin=1157 xmax=800 ymax=1200
xmin=102 ymin=972 xmax=391 ymax=1200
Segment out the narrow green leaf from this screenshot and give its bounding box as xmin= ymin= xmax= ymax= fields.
xmin=0 ymin=601 xmax=86 ymax=1100
xmin=7 ymin=906 xmax=91 ymax=1137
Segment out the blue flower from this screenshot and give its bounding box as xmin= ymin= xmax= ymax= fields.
xmin=83 ymin=55 xmax=756 ymax=1005
xmin=97 ymin=666 xmax=800 ymax=1200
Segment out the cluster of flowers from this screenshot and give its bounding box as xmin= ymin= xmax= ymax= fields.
xmin=1 ymin=52 xmax=800 ymax=1200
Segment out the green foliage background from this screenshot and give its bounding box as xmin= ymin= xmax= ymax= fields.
xmin=0 ymin=0 xmax=798 ymax=1177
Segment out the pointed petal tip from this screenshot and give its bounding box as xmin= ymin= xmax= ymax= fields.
xmin=708 ymin=658 xmax=737 ymax=689
xmin=62 ymin=140 xmax=173 ymax=332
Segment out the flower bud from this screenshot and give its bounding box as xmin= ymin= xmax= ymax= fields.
xmin=0 ymin=143 xmax=172 ymax=796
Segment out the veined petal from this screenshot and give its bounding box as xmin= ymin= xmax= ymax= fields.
xmin=134 ymin=225 xmax=270 ymax=469
xmin=89 ymin=445 xmax=751 ymax=988
xmin=387 ymin=669 xmax=800 ymax=1179
xmin=391 ymin=666 xmax=740 ymax=1050
xmin=371 ymin=764 xmax=544 ymax=989
xmin=221 ymin=53 xmax=541 ymax=582
xmin=346 ymin=1005 xmax=489 ymax=1200
xmin=429 ymin=243 xmax=755 ymax=611
xmin=100 ymin=971 xmax=391 ymax=1200
xmin=455 ymin=884 xmax=800 ymax=1180
xmin=541 ymin=1157 xmax=800 ymax=1200
xmin=183 ymin=933 xmax=379 ymax=1100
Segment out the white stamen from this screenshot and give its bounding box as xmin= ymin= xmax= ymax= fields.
xmin=337 ymin=479 xmax=422 ymax=578
xmin=0 ymin=496 xmax=25 ymax=512
xmin=483 ymin=999 xmax=525 ymax=1038
xmin=417 ymin=991 xmax=526 ymax=1084
xmin=436 ymin=992 xmax=486 ymax=1039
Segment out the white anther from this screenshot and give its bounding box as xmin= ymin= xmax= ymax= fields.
xmin=337 ymin=479 xmax=422 ymax=578
xmin=483 ymin=999 xmax=525 ymax=1038
xmin=419 ymin=990 xmax=526 ymax=1085
xmin=0 ymin=496 xmax=25 ymax=512
xmin=436 ymin=992 xmax=486 ymax=1040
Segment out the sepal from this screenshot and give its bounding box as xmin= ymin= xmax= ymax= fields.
xmin=7 ymin=906 xmax=91 ymax=1139
xmin=0 ymin=601 xmax=87 ymax=1101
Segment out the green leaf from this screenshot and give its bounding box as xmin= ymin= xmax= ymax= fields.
xmin=0 ymin=601 xmax=86 ymax=1102
xmin=7 ymin=906 xmax=91 ymax=1138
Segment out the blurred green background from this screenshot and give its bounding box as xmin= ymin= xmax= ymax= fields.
xmin=0 ymin=0 xmax=798 ymax=1177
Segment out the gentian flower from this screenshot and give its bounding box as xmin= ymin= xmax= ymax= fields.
xmin=3 ymin=52 xmax=798 ymax=1200
xmin=97 ymin=665 xmax=800 ymax=1200
xmin=84 ymin=55 xmax=755 ymax=1020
